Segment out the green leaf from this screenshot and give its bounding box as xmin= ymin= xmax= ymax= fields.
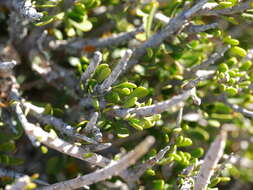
xmin=230 ymin=46 xmax=247 ymax=57
xmin=95 ymin=64 xmax=111 ymax=83
xmin=191 ymin=147 xmax=204 ymax=158
xmin=116 ymin=127 xmax=129 ymax=138
xmin=152 ymin=179 xmax=165 ymax=190
xmin=82 ymin=152 xmax=95 ymax=159
xmin=0 ymin=141 xmax=16 ymax=153
xmin=218 ymin=63 xmax=229 ymax=73
xmin=145 ymin=1 xmax=158 ymax=39
xmin=126 ymin=86 xmax=149 ymax=101
xmin=114 ymin=81 xmax=137 ymax=89
xmin=225 ymin=87 xmax=238 ymax=95
xmin=69 ymin=18 xmax=93 ymax=32
xmin=123 ymin=97 xmax=138 ymax=108
xmin=240 ymin=61 xmax=252 ymax=71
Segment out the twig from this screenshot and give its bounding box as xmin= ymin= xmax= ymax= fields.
xmin=220 ymin=95 xmax=253 ymax=118
xmin=9 ymin=89 xmax=111 ymax=167
xmin=154 ymin=12 xmax=218 ymax=34
xmin=0 ymin=168 xmax=48 ymax=186
xmin=188 ymin=45 xmax=230 ymax=74
xmin=122 ymin=144 xmax=171 ymax=183
xmin=110 ymin=88 xmax=194 ymax=117
xmin=81 ymin=51 xmax=102 ymax=87
xmin=194 ymin=130 xmax=227 ymax=190
xmin=54 ymin=28 xmax=143 ymax=55
xmin=185 ymin=22 xmax=218 ymax=34
xmin=125 ymin=0 xmax=209 ymax=70
xmin=14 ymin=0 xmax=43 ymax=22
xmin=22 ymin=102 xmax=99 ymax=144
xmin=199 ymin=1 xmax=252 ymax=16
xmin=0 ymin=61 xmax=17 ymax=71
xmin=96 ymin=49 xmax=133 ymax=93
xmin=37 ymin=136 xmax=155 ymax=190
xmin=82 ymin=112 xmax=103 ymax=143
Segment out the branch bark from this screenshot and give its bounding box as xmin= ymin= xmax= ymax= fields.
xmin=37 ymin=136 xmax=155 ymax=190
xmin=194 ymin=130 xmax=227 ymax=190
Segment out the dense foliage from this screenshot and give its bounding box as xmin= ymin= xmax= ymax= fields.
xmin=1 ymin=0 xmax=253 ymax=189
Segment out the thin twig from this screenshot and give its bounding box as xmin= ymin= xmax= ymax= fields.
xmin=96 ymin=49 xmax=133 ymax=93
xmin=81 ymin=51 xmax=102 ymax=87
xmin=125 ymin=0 xmax=209 ymax=70
xmin=188 ymin=45 xmax=230 ymax=74
xmin=154 ymin=12 xmax=218 ymax=34
xmin=122 ymin=144 xmax=171 ymax=183
xmin=22 ymin=102 xmax=99 ymax=144
xmin=82 ymin=112 xmax=103 ymax=142
xmin=110 ymin=88 xmax=193 ymax=118
xmin=37 ymin=136 xmax=155 ymax=190
xmin=199 ymin=1 xmax=252 ymax=16
xmin=185 ymin=22 xmax=218 ymax=34
xmin=220 ymin=95 xmax=253 ymax=118
xmin=194 ymin=130 xmax=227 ymax=190
xmin=54 ymin=28 xmax=143 ymax=55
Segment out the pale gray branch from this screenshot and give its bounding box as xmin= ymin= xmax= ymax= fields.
xmin=199 ymin=1 xmax=252 ymax=16
xmin=9 ymin=90 xmax=111 ymax=167
xmin=185 ymin=22 xmax=218 ymax=34
xmin=221 ymin=96 xmax=253 ymax=118
xmin=121 ymin=144 xmax=170 ymax=183
xmin=82 ymin=112 xmax=103 ymax=142
xmin=22 ymin=102 xmax=99 ymax=144
xmin=110 ymin=88 xmax=195 ymax=118
xmin=37 ymin=136 xmax=155 ymax=190
xmin=81 ymin=51 xmax=102 ymax=87
xmin=194 ymin=130 xmax=227 ymax=190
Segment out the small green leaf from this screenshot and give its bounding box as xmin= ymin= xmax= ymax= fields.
xmin=230 ymin=46 xmax=247 ymax=57
xmin=114 ymin=81 xmax=137 ymax=89
xmin=146 ymin=169 xmax=156 ymax=176
xmin=95 ymin=64 xmax=111 ymax=83
xmin=114 ymin=88 xmax=131 ymax=95
xmin=240 ymin=60 xmax=252 ymax=71
xmin=105 ymin=92 xmax=121 ymax=104
xmin=69 ymin=18 xmax=93 ymax=32
xmin=126 ymin=86 xmax=149 ymax=101
xmin=116 ymin=127 xmax=129 ymax=138
xmin=129 ymin=119 xmax=143 ymax=130
xmin=225 ymin=87 xmax=238 ymax=95
xmin=191 ymin=148 xmax=204 ymax=158
xmin=123 ymin=97 xmax=138 ymax=108
xmin=41 ymin=146 xmax=48 ymax=154
xmin=92 ymin=98 xmax=100 ymax=109
xmin=83 ymin=152 xmax=95 ymax=159
xmin=152 ymin=179 xmax=164 ymax=190
xmin=219 ymin=1 xmax=233 ymax=8
xmin=209 ymin=177 xmax=221 ymax=188
xmin=218 ymin=63 xmax=229 ymax=73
